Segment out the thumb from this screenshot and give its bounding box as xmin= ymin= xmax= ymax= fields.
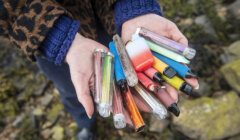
xmin=73 ymin=76 xmax=94 ymax=119
xmin=167 ymin=23 xmax=188 ymax=46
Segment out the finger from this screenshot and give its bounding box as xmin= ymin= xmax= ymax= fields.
xmin=123 ymin=108 xmax=133 ymax=126
xmin=164 ymin=83 xmax=179 ymax=103
xmin=167 ymin=23 xmax=188 ymax=46
xmin=156 ymin=88 xmax=175 ymax=106
xmin=72 ymin=75 xmax=94 ymax=119
xmin=89 ymin=73 xmax=95 ymax=93
xmin=184 ymin=78 xmax=199 ymax=90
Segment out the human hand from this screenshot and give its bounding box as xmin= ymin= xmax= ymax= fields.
xmin=66 ymin=33 xmax=108 ymax=119
xmin=121 ymin=14 xmax=199 ymax=107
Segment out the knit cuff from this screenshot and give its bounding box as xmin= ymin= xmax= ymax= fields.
xmin=114 ymin=0 xmax=162 ymax=35
xmin=40 ymin=15 xmax=80 ymax=65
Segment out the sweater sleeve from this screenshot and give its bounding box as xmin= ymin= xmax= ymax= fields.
xmin=40 ymin=15 xmax=80 ymax=65
xmin=114 ymin=0 xmax=162 ymax=35
xmin=0 ymin=0 xmax=70 ymax=60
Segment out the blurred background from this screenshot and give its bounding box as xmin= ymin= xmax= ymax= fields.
xmin=0 ymin=0 xmax=240 ymax=140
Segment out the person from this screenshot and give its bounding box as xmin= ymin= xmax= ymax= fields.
xmin=0 ymin=0 xmax=199 ymax=139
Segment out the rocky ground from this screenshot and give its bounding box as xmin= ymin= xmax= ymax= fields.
xmin=0 ymin=0 xmax=240 ymax=140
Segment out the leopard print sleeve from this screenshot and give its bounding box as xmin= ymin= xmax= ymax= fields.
xmin=0 ymin=0 xmax=70 ymax=60
xmin=93 ymin=0 xmax=117 ymax=36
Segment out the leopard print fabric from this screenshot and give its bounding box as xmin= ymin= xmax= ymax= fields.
xmin=92 ymin=0 xmax=117 ymax=36
xmin=0 ymin=0 xmax=69 ymax=60
xmin=0 ymin=0 xmax=116 ymax=60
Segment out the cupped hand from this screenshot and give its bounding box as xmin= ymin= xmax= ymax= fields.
xmin=66 ymin=33 xmax=108 ymax=119
xmin=121 ymin=14 xmax=199 ymax=104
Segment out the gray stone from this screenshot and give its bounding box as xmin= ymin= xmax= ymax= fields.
xmin=41 ymin=129 xmax=52 ymax=139
xmin=221 ymin=41 xmax=240 ymax=64
xmin=216 ymin=6 xmax=227 ymax=21
xmin=195 ymin=15 xmax=216 ymax=36
xmin=179 ymin=18 xmax=193 ymax=26
xmin=33 ymin=108 xmax=43 ymax=116
xmin=40 ymin=94 xmax=53 ymax=107
xmin=188 ymin=0 xmax=197 ymax=5
xmin=228 ymin=134 xmax=240 ymax=140
xmin=149 ymin=116 xmax=169 ymax=133
xmin=227 ymin=0 xmax=240 ymax=19
xmin=173 ymin=91 xmax=240 ymax=140
xmin=51 ymin=125 xmax=64 ymax=140
xmin=12 ymin=113 xmax=25 ymax=127
xmin=220 ymin=59 xmax=240 ymax=93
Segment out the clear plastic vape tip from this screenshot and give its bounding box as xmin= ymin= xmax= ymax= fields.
xmin=98 ymin=103 xmax=111 ymax=118
xmin=113 ymin=114 xmax=126 ymax=129
xmin=183 ymin=47 xmax=196 ymax=60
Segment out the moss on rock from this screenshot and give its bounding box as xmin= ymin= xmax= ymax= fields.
xmin=173 ymin=91 xmax=240 ymax=140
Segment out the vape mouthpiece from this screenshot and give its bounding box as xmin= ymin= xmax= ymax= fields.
xmin=183 ymin=47 xmax=196 ymax=60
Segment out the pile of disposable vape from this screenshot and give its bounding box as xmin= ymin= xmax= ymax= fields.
xmin=93 ymin=27 xmax=197 ymax=132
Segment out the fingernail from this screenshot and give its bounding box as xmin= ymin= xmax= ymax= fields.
xmin=87 ymin=114 xmax=92 ymax=119
xmin=195 ymin=84 xmax=199 ymax=90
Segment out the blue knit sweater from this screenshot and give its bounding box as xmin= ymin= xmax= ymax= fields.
xmin=41 ymin=0 xmax=162 ymax=65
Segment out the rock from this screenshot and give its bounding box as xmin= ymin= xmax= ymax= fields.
xmin=220 ymin=41 xmax=240 ymax=64
xmin=47 ymin=103 xmax=63 ymax=124
xmin=41 ymin=129 xmax=52 ymax=139
xmin=195 ymin=15 xmax=216 ymax=36
xmin=179 ymin=18 xmax=193 ymax=26
xmin=227 ymin=0 xmax=240 ymax=19
xmin=149 ymin=116 xmax=169 ymax=133
xmin=188 ymin=0 xmax=197 ymax=5
xmin=215 ymin=3 xmax=227 ymax=21
xmin=0 ymin=75 xmax=16 ymax=101
xmin=156 ymin=128 xmax=174 ymax=140
xmin=195 ymin=79 xmax=212 ymax=96
xmin=51 ymin=125 xmax=64 ymax=140
xmin=228 ymin=134 xmax=240 ymax=140
xmin=228 ymin=34 xmax=240 ymax=40
xmin=0 ymin=99 xmax=18 ymax=118
xmin=173 ymin=91 xmax=240 ymax=140
xmin=220 ymin=59 xmax=240 ymax=93
xmin=33 ymin=74 xmax=48 ymax=96
xmin=40 ymin=94 xmax=53 ymax=107
xmin=65 ymin=122 xmax=77 ymax=137
xmin=12 ymin=113 xmax=25 ymax=127
xmin=33 ymin=108 xmax=43 ymax=116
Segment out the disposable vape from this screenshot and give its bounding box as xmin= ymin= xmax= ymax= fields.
xmin=99 ymin=52 xmax=114 ymax=118
xmin=144 ymin=67 xmax=165 ymax=85
xmin=109 ymin=42 xmax=128 ymax=93
xmin=113 ymin=35 xmax=138 ymax=87
xmin=137 ymin=72 xmax=160 ymax=92
xmin=133 ymin=84 xmax=168 ymax=120
xmin=137 ymin=27 xmax=196 ymax=59
xmin=153 ymin=56 xmax=176 ymax=78
xmin=146 ymin=40 xmax=190 ymax=64
xmin=112 ymin=81 xmax=126 ymax=129
xmin=93 ymin=49 xmax=105 ymax=104
xmin=162 ymin=75 xmax=193 ymax=96
xmin=126 ymin=34 xmax=154 ymax=72
xmin=123 ymin=88 xmax=145 ymax=132
xmin=153 ymin=52 xmax=196 ymax=78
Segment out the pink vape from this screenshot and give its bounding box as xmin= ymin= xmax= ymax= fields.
xmin=126 ymin=34 xmax=154 ymax=72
